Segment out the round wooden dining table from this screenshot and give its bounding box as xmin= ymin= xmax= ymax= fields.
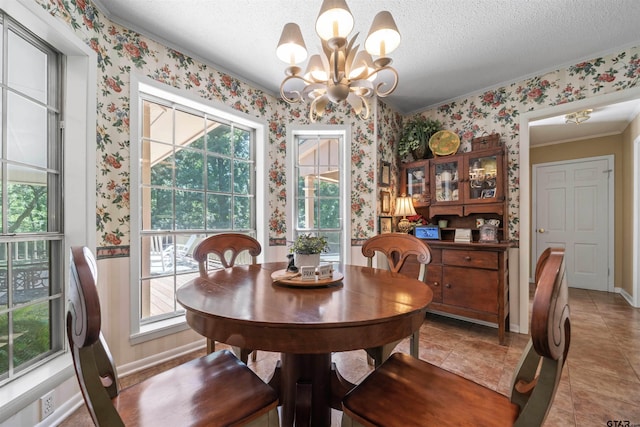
xmin=176 ymin=262 xmax=433 ymax=427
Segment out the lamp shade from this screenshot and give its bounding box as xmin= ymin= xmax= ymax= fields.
xmin=394 ymin=195 xmax=416 ymax=217
xmin=277 ymin=23 xmax=308 ymax=65
xmin=316 ymin=0 xmax=354 ymax=40
xmin=304 ymin=54 xmax=328 ymax=82
xmin=365 ymin=11 xmax=400 ymax=57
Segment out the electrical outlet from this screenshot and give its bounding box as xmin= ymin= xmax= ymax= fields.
xmin=40 ymin=391 xmax=54 ymax=420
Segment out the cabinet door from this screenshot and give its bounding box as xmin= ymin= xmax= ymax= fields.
xmin=442 ymin=266 xmax=499 ymax=313
xmin=430 ymin=155 xmax=462 ymax=205
xmin=425 ymin=264 xmax=442 ymax=303
xmin=463 ymin=148 xmax=505 ymax=204
xmin=402 ymin=160 xmax=430 ymax=207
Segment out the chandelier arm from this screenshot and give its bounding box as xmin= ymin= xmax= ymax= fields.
xmin=367 ymin=65 xmax=399 ymax=97
xmin=280 ymin=74 xmax=317 ymax=103
xmin=357 ymin=94 xmax=370 ymax=119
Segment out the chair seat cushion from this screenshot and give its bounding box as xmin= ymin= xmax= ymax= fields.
xmin=342 ymin=353 xmax=519 ymax=427
xmin=113 ymin=350 xmax=278 ymax=426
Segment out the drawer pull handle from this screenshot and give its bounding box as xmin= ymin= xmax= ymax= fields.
xmin=464 ymin=256 xmax=471 ymax=261
xmin=433 ymin=282 xmax=440 ymax=287
xmin=445 ymin=283 xmax=451 ymax=288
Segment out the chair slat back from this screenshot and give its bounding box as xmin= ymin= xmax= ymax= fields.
xmin=68 ymin=246 xmax=123 ymax=426
xmin=511 ymin=247 xmax=569 ymax=426
xmin=193 ymin=233 xmax=262 ymax=275
xmin=361 ymin=233 xmax=432 ymax=279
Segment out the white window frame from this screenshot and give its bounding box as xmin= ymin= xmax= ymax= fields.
xmin=0 ymin=0 xmax=95 ymax=421
xmin=286 ymin=125 xmax=351 ymax=265
xmin=129 ymin=74 xmax=267 ymax=343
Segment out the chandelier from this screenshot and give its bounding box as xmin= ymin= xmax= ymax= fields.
xmin=565 ymin=109 xmax=592 ymax=124
xmin=276 ymin=0 xmax=400 ymax=122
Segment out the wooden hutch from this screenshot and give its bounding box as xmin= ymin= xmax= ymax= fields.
xmin=400 ymin=144 xmax=512 ymax=344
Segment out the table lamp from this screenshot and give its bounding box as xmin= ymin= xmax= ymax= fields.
xmin=395 ymin=194 xmax=417 ymax=233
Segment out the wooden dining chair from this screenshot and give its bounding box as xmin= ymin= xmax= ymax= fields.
xmin=192 ymin=233 xmax=261 ymax=361
xmin=342 ymin=247 xmax=569 ymax=427
xmin=68 ymin=246 xmax=279 ymax=427
xmin=361 ymin=233 xmax=432 ymax=367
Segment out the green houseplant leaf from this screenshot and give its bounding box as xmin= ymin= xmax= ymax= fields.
xmin=398 ymin=117 xmax=442 ymax=159
xmin=289 ymin=234 xmax=329 ymax=255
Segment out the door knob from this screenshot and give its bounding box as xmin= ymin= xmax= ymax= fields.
xmin=537 ymin=228 xmax=545 ymax=233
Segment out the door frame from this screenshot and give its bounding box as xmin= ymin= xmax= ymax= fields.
xmin=633 ymin=135 xmax=640 ymax=307
xmin=532 ymin=155 xmax=614 ymax=292
xmin=519 ymin=85 xmax=640 ymax=333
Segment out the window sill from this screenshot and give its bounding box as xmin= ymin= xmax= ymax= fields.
xmin=0 ymin=353 xmax=74 ymax=423
xmin=129 ymin=315 xmax=191 ymax=345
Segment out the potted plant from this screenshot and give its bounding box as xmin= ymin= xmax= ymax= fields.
xmin=290 ymin=233 xmax=329 ymax=267
xmin=398 ymin=116 xmax=442 ymax=161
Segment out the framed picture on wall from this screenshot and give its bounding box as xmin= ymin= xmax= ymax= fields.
xmin=379 ymin=161 xmax=391 ymax=187
xmin=378 ymin=216 xmax=393 ymax=234
xmin=380 ymin=190 xmax=391 ymax=214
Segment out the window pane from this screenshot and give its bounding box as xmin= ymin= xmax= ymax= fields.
xmin=146 ymin=188 xmax=173 ymax=230
xmin=0 ymin=244 xmax=7 ymax=310
xmin=206 ymin=194 xmax=231 ymax=229
xmin=175 ymin=148 xmax=204 ymax=190
xmin=145 ymin=141 xmax=173 ymax=187
xmin=233 ymin=160 xmax=251 ymax=194
xmin=207 ymin=155 xmax=231 ymax=192
xmin=298 ymin=137 xmax=318 ymax=165
xmin=318 ymin=199 xmax=340 ymax=228
xmin=13 ymin=301 xmax=51 ymax=371
xmin=8 ymin=165 xmax=48 ymax=233
xmin=175 ymin=109 xmax=204 ymax=148
xmin=320 ymin=231 xmax=341 ymax=262
xmin=297 ymin=197 xmax=317 ymax=229
xmin=318 ymin=179 xmax=339 ymax=197
xmin=233 ymin=196 xmax=251 ymax=229
xmin=7 ymin=92 xmax=47 ymax=168
xmin=0 ymin=313 xmax=8 ymax=377
xmin=206 ymin=121 xmax=231 ymax=155
xmin=175 ymin=190 xmax=204 ymax=230
xmin=144 ymin=100 xmax=172 ymax=143
xmin=12 ymin=241 xmax=49 ymax=306
xmin=7 ymin=30 xmax=47 ymax=103
xmin=233 ymin=128 xmax=250 ymax=159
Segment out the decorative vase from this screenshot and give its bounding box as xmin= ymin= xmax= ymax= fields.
xmin=294 ymin=253 xmax=321 ymax=268
xmin=411 ymin=144 xmax=433 ymax=160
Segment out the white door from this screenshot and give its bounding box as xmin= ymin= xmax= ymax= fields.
xmin=533 ymin=157 xmax=611 ymax=291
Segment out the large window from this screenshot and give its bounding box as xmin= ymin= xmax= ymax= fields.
xmin=133 ymin=84 xmax=257 ymax=329
xmin=0 ymin=12 xmax=64 ymax=384
xmin=290 ymin=130 xmax=350 ymax=263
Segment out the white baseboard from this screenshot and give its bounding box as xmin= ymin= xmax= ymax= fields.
xmin=117 ymin=340 xmax=206 ymax=377
xmin=617 ymin=287 xmax=638 ymax=307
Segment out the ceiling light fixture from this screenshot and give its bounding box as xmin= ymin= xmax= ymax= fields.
xmin=276 ymin=0 xmax=400 ymax=122
xmin=564 ymin=109 xmax=593 ymax=124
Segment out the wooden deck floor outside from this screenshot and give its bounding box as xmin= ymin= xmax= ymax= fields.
xmin=149 ymin=271 xmax=199 ymax=317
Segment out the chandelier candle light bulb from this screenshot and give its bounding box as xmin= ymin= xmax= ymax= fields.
xmin=277 ymin=0 xmax=400 ymax=121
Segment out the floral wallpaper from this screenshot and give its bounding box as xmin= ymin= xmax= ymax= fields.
xmin=32 ymin=0 xmax=640 ymax=254
xmin=410 ymin=49 xmax=640 ymax=241
xmin=34 ymin=0 xmax=381 ymax=256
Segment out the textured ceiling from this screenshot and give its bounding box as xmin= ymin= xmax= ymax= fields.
xmin=93 ymin=0 xmax=640 ymax=143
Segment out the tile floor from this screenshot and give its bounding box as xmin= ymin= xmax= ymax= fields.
xmin=60 ymin=288 xmax=640 ymax=426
